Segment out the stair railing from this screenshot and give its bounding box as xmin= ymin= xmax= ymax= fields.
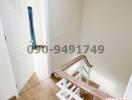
xmin=55 ymin=55 xmax=113 ymax=100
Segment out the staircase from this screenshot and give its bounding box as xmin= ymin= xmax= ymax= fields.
xmin=54 ymin=55 xmax=113 ymax=100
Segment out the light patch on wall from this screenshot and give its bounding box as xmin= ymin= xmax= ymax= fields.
xmin=7 ymin=0 xmax=23 ymax=15
xmin=33 ymin=52 xmax=49 ymax=80
xmin=90 ymin=70 xmax=116 ymax=97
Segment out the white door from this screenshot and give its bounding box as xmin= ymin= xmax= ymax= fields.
xmin=0 ymin=19 xmax=17 ymax=100
xmin=0 ymin=0 xmax=34 ymax=92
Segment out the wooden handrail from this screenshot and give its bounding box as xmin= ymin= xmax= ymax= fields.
xmin=55 ymin=55 xmax=92 ymax=71
xmin=54 ymin=55 xmax=113 ymax=100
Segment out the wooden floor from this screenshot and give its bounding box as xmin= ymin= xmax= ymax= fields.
xmin=17 ymin=73 xmax=100 ymax=100
xmin=18 ymin=74 xmax=59 ymax=100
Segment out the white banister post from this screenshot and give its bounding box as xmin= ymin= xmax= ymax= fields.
xmin=62 ymin=79 xmax=67 ymax=98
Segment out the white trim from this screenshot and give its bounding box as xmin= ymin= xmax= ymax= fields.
xmin=124 ymin=74 xmax=132 ymax=99
xmin=43 ymin=0 xmax=53 ymax=75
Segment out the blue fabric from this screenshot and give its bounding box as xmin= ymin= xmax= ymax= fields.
xmin=27 ymin=6 xmax=36 ymax=49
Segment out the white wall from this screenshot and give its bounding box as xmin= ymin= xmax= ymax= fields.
xmin=49 ymin=0 xmax=132 ymax=97
xmin=0 ymin=19 xmax=17 ymax=100
xmin=81 ymin=0 xmax=132 ymax=97
xmin=48 ymin=0 xmax=84 ymax=69
xmin=0 ymin=0 xmax=34 ymax=92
